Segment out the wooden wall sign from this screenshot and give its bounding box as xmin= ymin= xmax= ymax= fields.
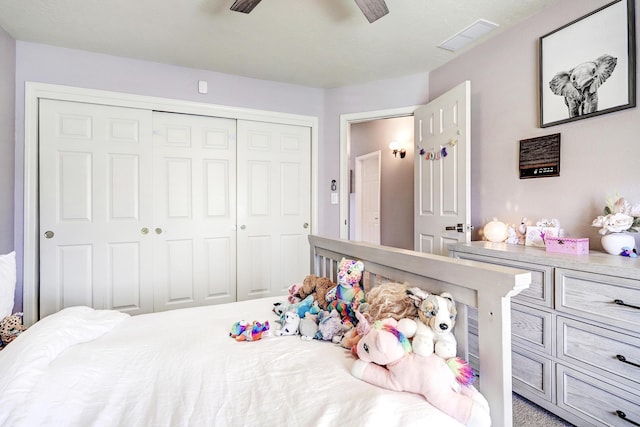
xmin=519 ymin=133 xmax=561 ymax=179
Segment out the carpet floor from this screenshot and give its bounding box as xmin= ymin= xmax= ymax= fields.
xmin=513 ymin=393 xmax=576 ymax=426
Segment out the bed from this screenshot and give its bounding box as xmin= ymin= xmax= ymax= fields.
xmin=0 ymin=235 xmax=530 ymax=427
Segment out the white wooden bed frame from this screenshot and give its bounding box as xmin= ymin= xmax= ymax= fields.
xmin=308 ymin=235 xmax=531 ymax=427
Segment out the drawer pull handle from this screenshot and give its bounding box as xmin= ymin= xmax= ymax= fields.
xmin=616 ymin=354 xmax=640 ymax=368
xmin=613 ymin=299 xmax=640 ymax=310
xmin=616 ymin=410 xmax=640 ymax=426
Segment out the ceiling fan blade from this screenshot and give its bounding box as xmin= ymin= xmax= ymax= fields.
xmin=230 ymin=0 xmax=262 ymax=14
xmin=354 ymin=0 xmax=389 ymax=23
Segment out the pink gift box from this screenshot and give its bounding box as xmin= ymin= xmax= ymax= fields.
xmin=545 ymin=237 xmax=589 ymax=255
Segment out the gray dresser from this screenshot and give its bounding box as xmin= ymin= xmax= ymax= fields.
xmin=449 ymin=242 xmax=640 ymax=427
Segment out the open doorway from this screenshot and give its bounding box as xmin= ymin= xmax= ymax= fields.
xmin=343 ymin=114 xmax=415 ymax=250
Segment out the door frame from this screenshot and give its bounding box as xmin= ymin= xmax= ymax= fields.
xmin=23 ymin=82 xmax=319 ymax=325
xmin=339 ymin=106 xmax=419 ymax=239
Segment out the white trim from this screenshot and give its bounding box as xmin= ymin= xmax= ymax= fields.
xmin=23 ymin=82 xmax=319 ymax=325
xmin=339 ymin=106 xmax=420 ymax=239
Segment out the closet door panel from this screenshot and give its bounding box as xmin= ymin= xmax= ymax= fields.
xmin=39 ymin=99 xmax=154 ymax=318
xmin=152 ymin=112 xmax=237 ymax=311
xmin=237 ymin=120 xmax=311 ymax=300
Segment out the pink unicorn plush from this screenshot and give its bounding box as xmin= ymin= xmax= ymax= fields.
xmin=351 ymin=319 xmax=491 ymax=427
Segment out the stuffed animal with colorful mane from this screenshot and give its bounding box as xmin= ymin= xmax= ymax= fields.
xmin=229 ymin=320 xmax=270 ymax=342
xmin=351 ymin=318 xmax=490 ymax=427
xmin=326 ymin=258 xmax=365 ymax=327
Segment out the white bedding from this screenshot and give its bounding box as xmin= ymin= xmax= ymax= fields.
xmin=0 ymin=297 xmax=463 ymax=427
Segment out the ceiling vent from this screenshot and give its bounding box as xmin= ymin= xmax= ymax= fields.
xmin=438 ymin=19 xmax=499 ymax=52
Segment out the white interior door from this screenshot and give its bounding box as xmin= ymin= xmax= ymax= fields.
xmin=39 ymin=99 xmax=154 ymax=318
xmin=152 ymin=112 xmax=237 ymax=311
xmin=355 ymin=151 xmax=381 ymax=244
xmin=414 ymin=80 xmax=471 ymax=255
xmin=236 ymin=120 xmax=311 ymax=300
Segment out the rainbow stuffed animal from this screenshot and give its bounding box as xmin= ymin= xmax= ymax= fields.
xmin=326 ymin=258 xmax=365 ymax=327
xmin=230 ymin=320 xmax=270 ymax=342
xmin=351 ymin=319 xmax=490 ymax=427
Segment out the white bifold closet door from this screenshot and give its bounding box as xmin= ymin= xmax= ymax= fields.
xmin=39 ymin=100 xmax=155 ymax=317
xmin=151 ymin=112 xmax=238 ymax=312
xmin=39 ymin=100 xmax=311 ymax=319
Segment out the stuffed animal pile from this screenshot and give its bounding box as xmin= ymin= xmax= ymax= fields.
xmin=228 ymin=263 xmax=488 ymax=425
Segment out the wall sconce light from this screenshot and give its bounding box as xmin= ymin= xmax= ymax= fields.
xmin=389 ymin=141 xmax=406 ymax=159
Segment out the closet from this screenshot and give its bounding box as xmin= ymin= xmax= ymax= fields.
xmin=38 ymin=99 xmax=311 ymax=318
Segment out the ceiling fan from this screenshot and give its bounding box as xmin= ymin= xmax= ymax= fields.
xmin=230 ymin=0 xmax=389 ymax=23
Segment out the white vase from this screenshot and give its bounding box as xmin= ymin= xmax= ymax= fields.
xmin=600 ymin=233 xmax=636 ymax=255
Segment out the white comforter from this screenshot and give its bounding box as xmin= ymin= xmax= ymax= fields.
xmin=0 ymin=297 xmax=462 ymax=427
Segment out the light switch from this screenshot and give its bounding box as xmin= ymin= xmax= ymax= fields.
xmin=331 ymin=193 xmax=339 ymax=204
xmin=198 ymin=80 xmax=208 ymax=94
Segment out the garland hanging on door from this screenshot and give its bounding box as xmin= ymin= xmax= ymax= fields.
xmin=417 ymin=138 xmax=457 ymax=161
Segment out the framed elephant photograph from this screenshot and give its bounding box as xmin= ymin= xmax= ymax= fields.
xmin=539 ymin=0 xmax=636 ymax=128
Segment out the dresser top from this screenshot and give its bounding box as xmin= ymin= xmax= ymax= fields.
xmin=449 ymin=241 xmax=640 ymax=281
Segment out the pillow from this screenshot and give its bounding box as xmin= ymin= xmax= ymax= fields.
xmin=0 ymin=251 xmax=16 ymax=318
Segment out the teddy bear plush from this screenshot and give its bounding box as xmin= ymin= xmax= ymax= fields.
xmin=297 ymin=275 xmax=336 ymax=310
xmin=326 ymin=258 xmax=365 ymax=327
xmin=0 ymin=313 xmax=26 ymax=349
xmin=351 ymin=319 xmax=490 ymax=427
xmin=407 ymin=288 xmax=458 ymax=359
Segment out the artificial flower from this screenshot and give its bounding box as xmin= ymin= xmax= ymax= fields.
xmin=592 ymin=196 xmax=640 ymax=235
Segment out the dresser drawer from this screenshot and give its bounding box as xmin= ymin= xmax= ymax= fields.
xmin=513 ymin=345 xmax=553 ymax=402
xmin=452 ymin=253 xmax=553 ymax=307
xmin=556 ymin=268 xmax=640 ymax=333
xmin=557 ymin=365 xmax=640 ymax=427
xmin=512 ymin=303 xmax=553 ymax=354
xmin=557 ymin=317 xmax=640 ymax=386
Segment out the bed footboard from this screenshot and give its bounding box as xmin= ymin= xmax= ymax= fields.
xmin=308 ymin=235 xmax=531 ymax=427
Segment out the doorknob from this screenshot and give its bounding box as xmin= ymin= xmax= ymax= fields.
xmin=303 ymin=223 xmax=309 ymax=229
xmin=240 ymin=225 xmax=246 ymax=230
xmin=445 ymin=223 xmax=474 ymax=233
xmin=155 ymin=228 xmax=163 ymax=234
xmin=44 ymin=230 xmax=54 ymax=239
xmin=141 ymin=227 xmax=149 ymax=235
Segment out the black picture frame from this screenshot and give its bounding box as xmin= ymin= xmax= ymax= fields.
xmin=539 ymin=0 xmax=636 ymax=128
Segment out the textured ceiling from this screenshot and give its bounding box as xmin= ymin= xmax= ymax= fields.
xmin=0 ymin=0 xmax=559 ymax=88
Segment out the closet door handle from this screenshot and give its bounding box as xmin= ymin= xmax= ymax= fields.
xmin=240 ymin=225 xmax=246 ymax=230
xmin=616 ymin=410 xmax=640 ymax=426
xmin=155 ymin=228 xmax=163 ymax=235
xmin=616 ymin=354 xmax=640 ymax=368
xmin=613 ymin=299 xmax=640 ymax=310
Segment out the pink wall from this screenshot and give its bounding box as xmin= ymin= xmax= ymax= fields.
xmin=428 ymin=0 xmax=640 ymax=247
